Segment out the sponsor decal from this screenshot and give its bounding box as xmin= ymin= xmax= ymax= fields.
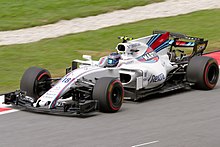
xmin=148 ymin=73 xmax=165 ymax=83
xmin=137 ymin=50 xmax=159 ymax=63
xmin=127 ymin=42 xmax=141 ymax=49
xmin=62 ymin=77 xmax=72 ymax=83
xmin=142 ymin=51 xmax=157 ymax=60
xmin=197 ymin=43 xmax=206 ymax=51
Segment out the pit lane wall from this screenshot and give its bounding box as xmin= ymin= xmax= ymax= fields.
xmin=1 ymin=51 xmax=220 ymax=115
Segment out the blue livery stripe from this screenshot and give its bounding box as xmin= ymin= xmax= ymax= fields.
xmin=154 ymin=40 xmax=170 ymax=52
xmin=169 ymin=40 xmax=174 ymax=44
xmin=187 ymin=42 xmax=195 ymax=46
xmin=147 ymin=34 xmax=161 ymax=46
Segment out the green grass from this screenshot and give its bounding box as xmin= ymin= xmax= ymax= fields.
xmin=0 ymin=9 xmax=220 ymax=93
xmin=0 ymin=0 xmax=163 ymax=31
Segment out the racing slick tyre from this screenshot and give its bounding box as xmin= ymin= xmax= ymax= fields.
xmin=93 ymin=77 xmax=124 ymax=113
xmin=186 ymin=56 xmax=219 ymax=90
xmin=20 ymin=66 xmax=52 ymax=101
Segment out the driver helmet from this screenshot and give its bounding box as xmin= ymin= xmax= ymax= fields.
xmin=106 ymin=52 xmax=121 ymax=67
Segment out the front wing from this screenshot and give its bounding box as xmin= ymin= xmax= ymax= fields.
xmin=2 ymin=90 xmax=98 ymax=116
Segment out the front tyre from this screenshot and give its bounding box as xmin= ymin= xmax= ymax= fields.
xmin=93 ymin=77 xmax=124 ymax=113
xmin=20 ymin=67 xmax=52 ymax=101
xmin=186 ymin=56 xmax=219 ymax=90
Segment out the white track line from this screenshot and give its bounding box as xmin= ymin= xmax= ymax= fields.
xmin=0 ymin=0 xmax=220 ymax=45
xmin=131 ymin=140 xmax=159 ymax=147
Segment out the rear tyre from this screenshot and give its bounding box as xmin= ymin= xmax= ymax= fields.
xmin=20 ymin=67 xmax=52 ymax=101
xmin=93 ymin=77 xmax=124 ymax=113
xmin=186 ymin=56 xmax=219 ymax=90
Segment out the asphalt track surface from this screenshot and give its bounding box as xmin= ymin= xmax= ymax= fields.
xmin=0 ymin=78 xmax=220 ymax=147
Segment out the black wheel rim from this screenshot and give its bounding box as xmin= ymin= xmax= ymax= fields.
xmin=207 ymin=64 xmax=218 ymax=84
xmin=35 ymin=74 xmax=51 ymax=98
xmin=111 ymin=86 xmax=122 ymax=108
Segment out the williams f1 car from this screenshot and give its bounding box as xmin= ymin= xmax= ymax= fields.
xmin=1 ymin=30 xmax=219 ymax=115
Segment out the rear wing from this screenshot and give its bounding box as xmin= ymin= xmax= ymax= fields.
xmin=153 ymin=30 xmax=208 ymax=56
xmin=153 ymin=30 xmax=204 ymax=41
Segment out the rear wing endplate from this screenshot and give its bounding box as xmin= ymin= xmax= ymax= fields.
xmin=153 ymin=30 xmax=208 ymax=56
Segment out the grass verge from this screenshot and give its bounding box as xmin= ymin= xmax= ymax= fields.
xmin=0 ymin=9 xmax=220 ymax=93
xmin=0 ymin=0 xmax=163 ymax=31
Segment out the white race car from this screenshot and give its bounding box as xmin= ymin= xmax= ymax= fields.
xmin=2 ymin=31 xmax=219 ymax=115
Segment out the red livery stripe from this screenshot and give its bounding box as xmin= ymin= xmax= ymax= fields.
xmin=175 ymin=41 xmax=187 ymax=46
xmin=150 ymin=32 xmax=169 ymax=50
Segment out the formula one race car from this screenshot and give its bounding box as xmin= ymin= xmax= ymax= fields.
xmin=1 ymin=30 xmax=219 ymax=115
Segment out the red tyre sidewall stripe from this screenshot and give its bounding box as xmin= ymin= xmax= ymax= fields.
xmin=107 ymin=80 xmax=124 ymax=111
xmin=37 ymin=72 xmax=49 ymax=81
xmin=204 ymin=61 xmax=215 ymax=88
